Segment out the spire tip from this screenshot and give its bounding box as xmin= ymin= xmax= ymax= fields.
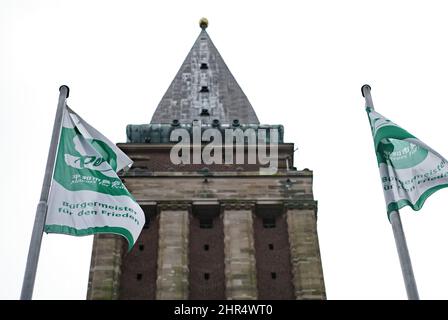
xmin=199 ymin=17 xmax=208 ymax=30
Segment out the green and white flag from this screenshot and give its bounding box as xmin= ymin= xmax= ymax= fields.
xmin=367 ymin=107 xmax=448 ymax=216
xmin=45 ymin=106 xmax=145 ymax=248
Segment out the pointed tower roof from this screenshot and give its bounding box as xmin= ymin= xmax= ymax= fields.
xmin=150 ymin=19 xmax=259 ymax=125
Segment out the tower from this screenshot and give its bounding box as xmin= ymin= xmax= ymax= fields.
xmin=87 ymin=19 xmax=326 ymax=300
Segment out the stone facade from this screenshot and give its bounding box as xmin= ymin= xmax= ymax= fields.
xmin=223 ymin=209 xmax=257 ymax=299
xmin=86 ymin=165 xmax=326 ymax=299
xmin=86 ymin=234 xmax=123 ymax=300
xmin=156 ymin=210 xmax=190 ymax=299
xmin=287 ymin=208 xmax=326 ymax=299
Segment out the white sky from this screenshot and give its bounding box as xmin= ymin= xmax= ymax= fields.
xmin=1 ymin=0 xmax=448 ymax=300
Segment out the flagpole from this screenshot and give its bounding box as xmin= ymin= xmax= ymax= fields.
xmin=361 ymin=84 xmax=419 ymax=300
xmin=20 ymin=85 xmax=70 ymax=300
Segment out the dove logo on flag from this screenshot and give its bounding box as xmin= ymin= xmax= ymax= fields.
xmin=64 ymin=135 xmax=116 ymax=177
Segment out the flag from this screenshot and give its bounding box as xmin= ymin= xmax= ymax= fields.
xmin=45 ymin=106 xmax=145 ymax=249
xmin=366 ymin=107 xmax=448 ymax=216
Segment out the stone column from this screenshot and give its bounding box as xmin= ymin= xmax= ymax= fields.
xmin=223 ymin=207 xmax=257 ymax=299
xmin=286 ymin=205 xmax=326 ymax=299
xmin=156 ymin=209 xmax=189 ymax=299
xmin=87 ymin=234 xmax=124 ymax=300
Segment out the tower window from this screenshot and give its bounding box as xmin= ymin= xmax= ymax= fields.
xmin=200 ymin=217 xmax=213 ymax=229
xmin=136 ymin=273 xmax=143 ymax=281
xmin=204 ymin=273 xmax=210 ymax=280
xmin=271 ymin=272 xmax=277 ymax=280
xmin=200 ymin=63 xmax=209 ymax=70
xmin=139 ymin=244 xmax=145 ymax=251
xmin=263 ymin=217 xmax=276 ymax=228
xmin=204 ymin=244 xmax=209 ymax=251
xmin=268 ymin=243 xmax=274 ymax=250
xmin=200 ymin=86 xmax=209 ymax=93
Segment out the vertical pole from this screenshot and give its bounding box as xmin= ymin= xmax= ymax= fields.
xmin=361 ymin=84 xmax=419 ymax=300
xmin=389 ymin=211 xmax=419 ymax=300
xmin=20 ymin=85 xmax=70 ymax=300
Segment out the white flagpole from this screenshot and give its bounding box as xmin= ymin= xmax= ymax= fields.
xmin=20 ymin=85 xmax=70 ymax=300
xmin=361 ymin=84 xmax=419 ymax=300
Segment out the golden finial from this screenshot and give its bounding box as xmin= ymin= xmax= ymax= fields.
xmin=199 ymin=17 xmax=208 ymax=30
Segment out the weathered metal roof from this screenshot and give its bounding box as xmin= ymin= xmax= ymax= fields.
xmin=150 ymin=29 xmax=259 ymax=125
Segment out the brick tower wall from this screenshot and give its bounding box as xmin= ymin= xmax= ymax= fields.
xmin=119 ymin=211 xmax=159 ymax=299
xmin=253 ymin=214 xmax=295 ymax=299
xmin=188 ymin=213 xmax=226 ymax=299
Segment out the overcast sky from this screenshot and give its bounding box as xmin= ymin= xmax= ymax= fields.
xmin=2 ymin=0 xmax=448 ymax=300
